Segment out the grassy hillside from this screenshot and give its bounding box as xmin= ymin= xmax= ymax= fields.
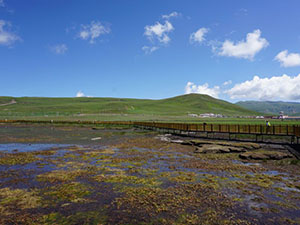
xmin=236 ymin=101 xmax=300 ymax=116
xmin=0 ymin=94 xmax=258 ymax=121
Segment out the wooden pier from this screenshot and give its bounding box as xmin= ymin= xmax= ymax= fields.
xmin=133 ymin=122 xmax=300 ymax=144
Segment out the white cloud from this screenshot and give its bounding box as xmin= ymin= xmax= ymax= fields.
xmin=76 ymin=91 xmax=85 ymax=97
xmin=225 ymin=74 xmax=300 ymax=101
xmin=223 ymin=80 xmax=232 ymax=86
xmin=51 ymin=44 xmax=67 ymax=54
xmin=190 ymin=27 xmax=209 ymax=43
xmin=162 ymin=12 xmax=180 ymax=20
xmin=76 ymin=91 xmax=93 ymax=98
xmin=144 ymin=20 xmax=174 ymax=44
xmin=78 ymin=21 xmax=110 ymax=44
xmin=218 ymin=29 xmax=269 ymax=60
xmin=235 ymin=8 xmax=248 ymax=16
xmin=185 ymin=82 xmax=220 ymax=98
xmin=0 ymin=20 xmax=21 ymax=46
xmin=142 ymin=45 xmax=159 ymax=54
xmin=143 ymin=13 xmax=180 ymax=54
xmin=274 ymin=50 xmax=300 ymax=67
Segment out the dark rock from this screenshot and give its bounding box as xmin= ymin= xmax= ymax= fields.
xmin=180 ymin=141 xmax=193 ymax=146
xmin=228 ymin=147 xmax=247 ymax=153
xmin=218 ymin=148 xmax=231 ymax=153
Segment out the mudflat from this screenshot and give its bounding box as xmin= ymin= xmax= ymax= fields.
xmin=0 ymin=124 xmax=299 ymax=224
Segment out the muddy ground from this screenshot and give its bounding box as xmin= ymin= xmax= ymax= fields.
xmin=0 ymin=124 xmax=300 ymax=225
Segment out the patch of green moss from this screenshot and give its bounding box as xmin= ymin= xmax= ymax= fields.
xmin=0 ymin=152 xmax=40 ymax=165
xmin=37 ymin=168 xmax=95 ymax=183
xmin=0 ymin=188 xmax=41 ymax=215
xmin=160 ymin=171 xmax=197 ymax=183
xmin=110 ymin=183 xmax=235 ymax=225
xmin=42 ymin=182 xmax=91 ymax=204
xmin=37 ymin=211 xmax=107 ymax=225
xmin=93 ymin=174 xmax=161 ymax=188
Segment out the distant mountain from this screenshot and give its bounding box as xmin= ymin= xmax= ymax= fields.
xmin=236 ymin=101 xmax=300 ymax=116
xmin=0 ymin=94 xmax=258 ymax=118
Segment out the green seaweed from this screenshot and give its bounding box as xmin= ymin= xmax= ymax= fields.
xmin=42 ymin=182 xmax=91 ymax=204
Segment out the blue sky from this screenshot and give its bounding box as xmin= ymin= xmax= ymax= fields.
xmin=1 ymin=0 xmax=300 ymax=102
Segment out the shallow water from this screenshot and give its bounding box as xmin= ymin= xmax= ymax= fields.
xmin=0 ymin=143 xmax=71 ymax=153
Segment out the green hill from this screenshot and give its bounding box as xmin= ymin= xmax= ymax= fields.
xmin=236 ymin=101 xmax=300 ymax=116
xmin=0 ymin=94 xmax=258 ymax=120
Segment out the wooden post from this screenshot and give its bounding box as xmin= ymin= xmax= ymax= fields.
xmin=293 ymin=125 xmax=295 ymax=136
xmin=278 ymin=125 xmax=281 ymax=134
xmin=260 ymin=125 xmax=262 ymax=134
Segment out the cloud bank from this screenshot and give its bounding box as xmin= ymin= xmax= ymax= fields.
xmin=226 ymin=74 xmax=300 ymax=101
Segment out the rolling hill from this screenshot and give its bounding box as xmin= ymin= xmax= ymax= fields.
xmin=0 ymin=94 xmax=258 ymax=119
xmin=236 ymin=101 xmax=300 ymax=116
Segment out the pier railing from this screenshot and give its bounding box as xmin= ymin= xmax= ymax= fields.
xmin=133 ymin=122 xmax=300 ymax=137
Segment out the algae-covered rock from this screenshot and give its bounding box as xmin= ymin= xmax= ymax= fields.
xmin=194 ymin=145 xmax=246 ymax=154
xmin=240 ymin=151 xmax=292 ymax=160
xmin=189 ymin=139 xmax=260 ymax=150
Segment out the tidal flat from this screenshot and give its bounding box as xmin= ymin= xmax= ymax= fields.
xmin=0 ymin=124 xmax=300 ymax=224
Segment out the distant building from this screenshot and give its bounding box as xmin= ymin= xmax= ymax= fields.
xmin=188 ymin=114 xmax=199 ymax=117
xmin=188 ymin=113 xmax=224 ymax=118
xmin=255 ymin=116 xmax=264 ymax=119
xmin=278 ymin=111 xmax=288 ymax=119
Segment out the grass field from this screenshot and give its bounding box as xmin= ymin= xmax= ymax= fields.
xmin=1 ymin=94 xmax=300 ymax=125
xmin=0 ymin=94 xmax=257 ymax=117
